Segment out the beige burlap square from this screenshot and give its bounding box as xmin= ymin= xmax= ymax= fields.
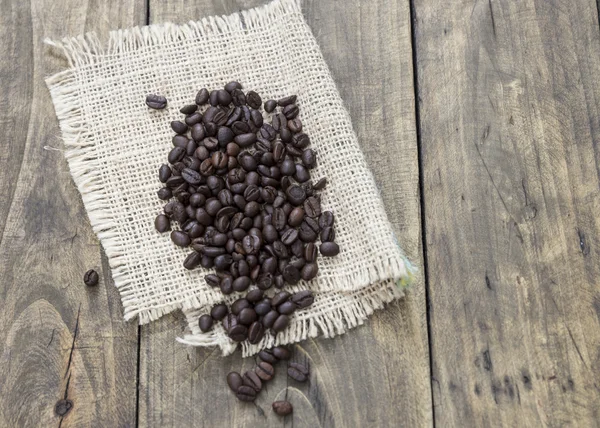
xmin=46 ymin=0 xmax=415 ymax=356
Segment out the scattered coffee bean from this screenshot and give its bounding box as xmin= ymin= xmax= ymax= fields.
xmin=155 ymin=214 xmax=171 ymax=233
xmin=243 ymin=370 xmax=262 ymax=392
xmin=273 ymin=401 xmax=293 ymax=416
xmin=83 ymin=269 xmax=99 ymax=287
xmin=258 ymin=349 xmax=278 ymax=364
xmin=272 ymin=346 xmax=291 ymax=360
xmin=199 ymin=314 xmax=213 ymax=332
xmin=236 ymin=385 xmax=256 ymax=402
xmin=320 ymin=241 xmax=340 ymax=257
xmin=146 ymin=94 xmax=167 ymax=109
xmin=287 ymin=362 xmax=309 ymax=382
xmin=227 ymin=372 xmax=243 ymax=392
xmin=211 ymin=304 xmax=228 ymax=321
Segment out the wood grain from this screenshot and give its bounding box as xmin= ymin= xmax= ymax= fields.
xmin=0 ymin=0 xmax=144 ymax=426
xmin=139 ymin=0 xmax=429 ymax=426
xmin=414 ymin=0 xmax=600 ymax=425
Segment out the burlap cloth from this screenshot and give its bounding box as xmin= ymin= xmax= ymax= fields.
xmin=45 ymin=0 xmax=415 ymax=357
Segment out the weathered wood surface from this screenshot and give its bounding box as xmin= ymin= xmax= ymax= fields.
xmin=138 ymin=0 xmax=429 ymax=427
xmin=0 ymin=0 xmax=144 ymax=426
xmin=414 ymin=0 xmax=600 ymax=426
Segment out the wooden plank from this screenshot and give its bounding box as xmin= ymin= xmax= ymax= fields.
xmin=415 ymin=0 xmax=600 ymax=425
xmin=0 ymin=0 xmax=145 ymax=426
xmin=140 ymin=0 xmax=430 ymax=426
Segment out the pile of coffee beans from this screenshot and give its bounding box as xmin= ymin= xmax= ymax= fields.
xmin=152 ymin=82 xmax=340 ymax=342
xmin=227 ymin=345 xmax=308 ymax=415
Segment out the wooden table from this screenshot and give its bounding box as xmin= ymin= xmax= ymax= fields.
xmin=1 ymin=0 xmax=599 ymax=426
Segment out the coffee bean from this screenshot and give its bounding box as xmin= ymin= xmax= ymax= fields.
xmin=288 ymin=118 xmax=302 ymax=133
xmin=155 ymin=214 xmax=171 ymax=232
xmin=220 ymin=276 xmax=233 ymax=294
xmin=227 ymin=372 xmax=243 ymax=393
xmin=262 ymin=99 xmax=276 ymax=113
xmin=320 ymin=226 xmax=335 ymax=242
xmin=223 ymin=81 xmax=241 ymax=93
xmin=294 ymin=164 xmax=310 ymax=183
xmin=271 ymin=291 xmax=291 ymax=307
xmin=217 ymin=89 xmax=232 ymax=106
xmin=285 ymin=185 xmax=307 ymax=205
xmin=172 ymin=135 xmax=189 ymax=149
xmin=260 ymin=124 xmax=277 ymax=142
xmin=272 ymin=314 xmax=290 ymax=333
xmin=246 ymin=288 xmax=263 ymax=303
xmin=299 ymin=222 xmax=318 ymax=242
xmin=236 ymin=385 xmax=256 ymax=402
xmin=304 ymin=196 xmax=321 ymax=218
xmin=272 ymin=401 xmax=293 ymax=416
xmin=287 ymin=145 xmax=303 ymax=157
xmin=185 ymin=112 xmax=203 ymax=126
xmin=250 ymin=109 xmax=264 ymax=127
xmin=231 ymin=121 xmax=250 ymax=135
xmin=277 ymin=95 xmax=297 ymax=106
xmin=253 ymin=362 xmax=274 ymax=382
xmin=168 ymin=147 xmax=186 ymax=164
xmin=231 ymin=89 xmax=246 ymax=106
xmin=233 ymin=133 xmax=256 ymax=148
xmin=262 ymin=310 xmax=279 ymax=328
xmin=319 ymin=211 xmax=334 ymax=229
xmin=278 ymin=301 xmax=296 ymax=315
xmin=289 ymin=257 xmax=306 ymax=270
xmin=287 ymin=207 xmax=304 ymax=228
xmin=146 ymin=94 xmax=167 ymax=109
xmin=301 ymin=263 xmax=318 ymax=281
xmin=230 ymin=298 xmax=249 ymax=315
xmin=283 ymin=263 xmax=301 ymax=284
xmin=289 ymin=239 xmax=303 ymax=258
xmin=158 ymin=164 xmax=172 ymax=183
xmin=209 ymin=89 xmax=219 ymax=106
xmin=248 ymin=321 xmax=265 ymax=344
xmin=83 ymin=269 xmax=99 ymax=287
xmin=203 ymin=274 xmax=219 ymax=288
xmin=182 ymin=251 xmax=201 ymax=270
xmin=292 ymin=132 xmax=310 ymax=149
xmin=305 ymin=216 xmax=320 ymax=232
xmin=246 ymin=90 xmax=262 ymax=109
xmin=303 ymin=242 xmax=318 ymax=262
xmin=228 ymin=324 xmax=248 ymax=342
xmin=232 ymin=276 xmax=251 ymax=292
xmin=282 ymin=104 xmax=299 ymax=119
xmin=273 ymin=241 xmax=289 ymax=259
xmin=274 ymin=274 xmax=285 ymax=288
xmin=287 ymin=362 xmax=309 ymax=382
xmin=171 ymin=231 xmax=190 ymax=247
xmin=180 ymin=104 xmax=197 ymax=115
xmin=254 ymin=298 xmax=272 ymax=316
xmin=181 ymin=168 xmax=202 ymax=185
xmin=238 ymin=307 xmax=257 ymax=325
xmin=301 ymin=149 xmax=317 ymax=168
xmin=195 ymin=88 xmax=209 ymax=105
xmin=320 ymin=242 xmax=339 ymax=257
xmin=258 ymin=349 xmax=277 ymax=364
xmin=269 ymin=346 xmax=289 ymax=361
xmin=211 ymin=304 xmax=228 ymax=320
xmin=198 ymin=314 xmax=213 ymax=332
xmin=243 ymin=370 xmax=262 ymax=393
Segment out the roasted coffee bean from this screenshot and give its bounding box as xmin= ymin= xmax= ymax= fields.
xmin=171 ymin=201 xmax=187 ymax=222
xmin=262 ymin=310 xmax=279 ymax=328
xmin=176 ymin=190 xmax=191 ymax=205
xmin=158 ymin=164 xmax=172 ymax=183
xmin=198 ymin=314 xmax=213 ymax=332
xmin=234 ymin=133 xmax=256 ymax=148
xmin=243 ymin=370 xmax=262 ymax=393
xmin=183 ymin=251 xmax=201 ymax=270
xmin=204 ymin=122 xmax=218 ymax=138
xmin=289 ymin=257 xmax=306 ymax=270
xmin=238 ymin=307 xmax=257 ymax=325
xmin=254 ymin=298 xmax=272 ymax=316
xmin=272 ymin=401 xmax=293 ymax=416
xmin=288 ymin=240 xmax=302 ymax=259
xmin=287 ymin=362 xmax=309 ymax=382
xmin=241 ymin=235 xmax=261 ymax=255
xmin=170 ymin=231 xmax=190 ymax=247
xmin=250 ymin=109 xmax=264 ymax=127
xmin=195 ymin=207 xmax=213 ymax=226
xmin=246 ymin=288 xmax=264 ymax=303
xmin=232 ymin=276 xmax=251 ymax=292
xmin=217 ymin=188 xmax=233 ymax=206
xmin=220 ymin=276 xmax=233 ymax=294
xmin=243 ymin=185 xmax=260 ymax=202
xmin=273 ymin=241 xmax=289 ymax=259
xmin=231 ymin=89 xmax=246 ymax=106
xmin=246 ymin=90 xmax=262 ymax=109
xmin=260 ymin=123 xmax=277 ymax=141
xmin=146 ymin=94 xmax=167 ymax=109
xmin=262 ymin=99 xmax=276 ymax=112
xmin=248 ymin=321 xmax=265 ymax=344
xmin=226 ymin=107 xmax=242 ymax=126
xmin=222 ymin=313 xmax=237 ymax=332
xmin=214 ymin=254 xmax=233 ymax=270
xmin=157 ymin=187 xmax=172 ymax=201
xmin=194 ymin=146 xmax=209 ymax=161
xmin=258 ymin=349 xmax=278 ymax=364
xmin=229 ymin=324 xmax=248 ymax=342
xmin=260 ymin=257 xmax=277 ymax=274
xmin=255 ymin=361 xmax=274 ymax=381
xmin=282 ymin=203 xmax=293 ymax=217
xmin=271 ymin=291 xmax=291 ymax=307
xmin=320 ymin=226 xmax=335 ymax=242
xmin=301 ymin=149 xmax=317 ymax=168
xmin=282 ymin=104 xmax=299 ymax=119
xmin=83 ymin=269 xmax=99 ymax=287
xmin=313 ymin=177 xmax=327 ymax=190
xmin=155 ymin=214 xmax=171 ymax=233
xmin=286 ymin=145 xmax=303 ymax=157
xmin=239 ymin=155 xmax=257 ymax=171
xmin=231 ymin=298 xmax=250 ymax=315
xmin=224 ymin=81 xmax=242 ymax=93
xmin=304 ymin=196 xmax=321 ymax=217
xmin=299 ymin=222 xmax=318 ymax=242
xmin=287 ymin=207 xmax=304 ymax=227
xmin=181 ymin=168 xmax=202 ymax=185
xmin=294 ymin=164 xmax=310 ymax=183
xmin=217 ymin=89 xmax=232 ymax=106
xmin=303 ymin=242 xmax=318 ymax=262
xmin=211 ymin=304 xmax=228 ymax=320
xmin=180 ymin=104 xmax=197 ymax=115
xmin=236 ymin=385 xmax=256 ymax=402
xmin=319 ymin=211 xmax=334 ymax=228
xmin=301 ymin=263 xmax=318 ymax=281
xmin=282 ymin=264 xmax=301 ymax=285
xmin=227 ymin=371 xmax=243 ymax=392
xmin=211 ymin=152 xmax=227 ymax=169
xmin=305 ymin=216 xmax=320 ymax=232
xmin=231 ymin=121 xmax=250 ymax=135
xmin=269 ymin=346 xmax=289 ymax=361
xmin=320 ymin=242 xmax=339 ymax=257
xmin=272 ymin=314 xmax=289 ymax=333
xmin=286 ymin=185 xmax=306 ymax=205
xmin=203 ymin=137 xmax=219 ymax=151
xmin=170 ymin=121 xmax=187 ymax=135
xmin=288 ymin=118 xmax=302 ymax=133
xmin=272 ymin=113 xmax=283 ymax=131
xmin=244 ymin=201 xmax=261 ymax=218
xmin=292 ymin=132 xmax=310 ymax=149
xmin=277 ymin=95 xmax=297 ymax=106
xmin=199 ymin=158 xmax=215 ymax=176
xmin=278 ymin=301 xmax=296 ymax=315
xmin=195 ymin=88 xmax=209 ymax=105
xmin=205 ymin=274 xmax=220 ymax=287
xmin=168 ymin=146 xmax=186 ymax=164
xmin=245 ymin=171 xmax=260 ymax=186
xmin=209 ymin=89 xmax=219 ymax=106
xmin=280 ymin=159 xmax=296 ymax=176
xmin=272 ymin=208 xmax=287 ymax=231
xmin=185 ymin=112 xmax=203 ymax=126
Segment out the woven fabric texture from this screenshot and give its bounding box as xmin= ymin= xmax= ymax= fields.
xmin=46 ymin=0 xmax=415 ymax=356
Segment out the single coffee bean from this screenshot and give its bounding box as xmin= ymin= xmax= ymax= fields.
xmin=272 ymin=314 xmax=289 ymax=333
xmin=209 ymin=89 xmax=219 ymax=106
xmin=272 ymin=401 xmax=293 ymax=416
xmin=274 ymin=274 xmax=285 ymax=289
xmin=211 ymin=304 xmax=228 ymax=320
xmin=220 ymin=276 xmax=233 ymax=294
xmin=286 ymin=185 xmax=307 ymax=206
xmin=180 ymin=104 xmax=197 ymax=115
xmin=278 ymin=301 xmax=296 ymax=315
xmin=241 ymin=235 xmax=261 ymax=255
xmin=272 ymin=346 xmax=291 ymax=360
xmin=258 ymin=349 xmax=278 ymax=364
xmin=234 ymin=133 xmax=257 ymax=148
xmin=224 ymin=81 xmax=242 ymax=92
xmin=155 ymin=214 xmax=171 ymax=232
xmin=288 ymin=118 xmax=302 ymax=133
xmin=213 ymin=254 xmax=232 ymax=271
xmin=304 ymin=242 xmax=318 ymax=262
xmin=198 ymin=314 xmax=213 ymax=332
xmin=246 ymin=90 xmax=262 ymax=109
xmin=282 ymin=104 xmax=299 ymax=119
xmin=170 ymin=121 xmax=188 ymax=135
xmin=204 ymin=274 xmax=220 ymax=287
xmin=280 ymin=159 xmax=296 ymax=176
xmin=246 ymin=288 xmax=264 ymax=302
xmin=260 ymin=124 xmax=277 ymax=142
xmin=227 ymin=371 xmax=243 ymax=392
xmin=313 ymin=177 xmax=327 ymax=190
xmin=158 ymin=164 xmax=172 ymax=183
xmin=236 ymin=385 xmax=256 ymax=402
xmin=292 ymin=132 xmax=310 ymax=148
xmin=243 ymin=370 xmax=262 ymax=393
xmin=279 ymin=128 xmax=292 ymax=144
xmin=287 ymin=362 xmax=309 ymax=382
xmin=183 ymin=251 xmax=202 ymax=270
xmin=195 ymin=88 xmax=209 ymax=105
xmin=168 ymin=146 xmax=186 ymax=164
xmin=304 ymin=196 xmax=321 ymax=218
xmin=287 ymin=145 xmax=303 ymax=157
xmin=222 ymin=313 xmax=237 ymax=331
xmin=185 ymin=112 xmax=203 ymax=126
xmin=248 ymin=321 xmax=265 ymax=344
xmin=289 ymin=257 xmax=306 ymax=270
xmin=319 ymin=211 xmax=334 ymax=229
xmin=217 ymin=89 xmax=232 ymax=106
xmin=231 ymin=89 xmax=246 ymax=106
xmin=320 ymin=226 xmax=335 ymax=242
xmin=320 ymin=242 xmax=339 ymax=257
xmin=181 ymin=168 xmax=202 ymax=185
xmin=288 ymin=207 xmax=304 ymax=227
xmin=305 ymin=216 xmax=320 ymax=232
xmin=226 ymin=107 xmax=242 ymax=126
xmin=301 ymin=149 xmax=317 ymax=168
xmin=83 ymin=269 xmax=99 ymax=287
xmin=261 ymin=257 xmax=277 ymax=274
xmin=301 ymin=263 xmax=319 ymax=281
xmin=262 ymin=310 xmax=279 ymax=328
xmin=264 ymin=99 xmax=277 ymax=113
xmin=230 ymin=298 xmax=249 ymax=315
xmin=171 ymin=231 xmax=191 ymax=247
xmin=278 ymin=95 xmax=297 ymax=106
xmin=282 ymin=264 xmax=301 ymax=285
xmin=250 ymin=109 xmax=264 ymax=127
xmin=299 ymin=222 xmax=318 ymax=242
xmin=229 ymin=324 xmax=248 ymax=342
xmin=146 ymin=94 xmax=167 ymax=109
xmin=231 ymin=275 xmax=250 ymax=292
xmin=294 ymin=164 xmax=310 ymax=183
xmin=273 ymin=241 xmax=289 ymax=259
xmin=238 ymin=308 xmax=257 ymax=325
xmin=231 ymin=121 xmax=250 ymax=135
xmin=271 ymin=291 xmax=291 ymax=307
xmin=254 ymin=298 xmax=272 ymax=316
xmin=255 ymin=361 xmax=274 ymax=381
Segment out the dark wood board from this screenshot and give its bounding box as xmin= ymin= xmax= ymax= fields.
xmin=0 ymin=0 xmax=145 ymax=426
xmin=414 ymin=0 xmax=600 ymax=425
xmin=138 ymin=0 xmax=430 ymax=427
